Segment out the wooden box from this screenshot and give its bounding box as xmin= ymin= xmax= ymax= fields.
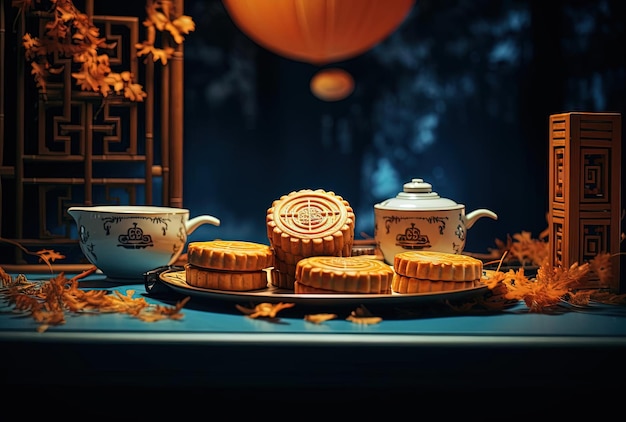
xmin=548 ymin=112 xmax=622 ymax=291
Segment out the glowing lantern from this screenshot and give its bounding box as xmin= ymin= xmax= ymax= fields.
xmin=222 ymin=0 xmax=415 ymax=100
xmin=310 ymin=68 xmax=354 ymax=101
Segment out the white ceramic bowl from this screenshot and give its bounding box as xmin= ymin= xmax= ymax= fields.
xmin=67 ymin=205 xmax=220 ymax=280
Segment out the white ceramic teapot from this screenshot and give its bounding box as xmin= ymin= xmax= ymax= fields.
xmin=373 ymin=178 xmax=497 ymax=264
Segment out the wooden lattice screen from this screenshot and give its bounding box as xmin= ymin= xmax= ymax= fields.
xmin=0 ymin=0 xmax=186 ymax=270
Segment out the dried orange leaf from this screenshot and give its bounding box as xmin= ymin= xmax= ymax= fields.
xmin=346 ymin=315 xmax=382 ymax=325
xmin=304 ymin=313 xmax=338 ymax=324
xmin=173 ymin=15 xmax=196 ymax=35
xmin=236 ymin=302 xmax=295 ymax=319
xmin=346 ymin=305 xmax=382 ymax=324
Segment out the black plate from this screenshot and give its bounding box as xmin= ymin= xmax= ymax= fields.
xmin=158 ymin=269 xmax=491 ymax=307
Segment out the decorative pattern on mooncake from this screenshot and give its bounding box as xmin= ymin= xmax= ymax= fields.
xmin=391 ymin=274 xmax=477 ymax=294
xmin=185 ymin=240 xmax=273 ymax=291
xmin=266 ymin=189 xmax=354 ymax=256
xmin=295 ymin=256 xmax=393 ymax=294
xmin=185 ymin=264 xmax=268 ymax=291
xmin=266 ymin=189 xmax=355 ymax=289
xmin=187 ymin=240 xmax=274 ymax=271
xmin=393 ymin=251 xmax=483 ymax=282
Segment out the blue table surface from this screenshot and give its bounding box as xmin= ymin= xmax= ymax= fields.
xmin=3 ymin=271 xmax=626 ymax=408
xmin=2 ymin=272 xmax=626 ymax=343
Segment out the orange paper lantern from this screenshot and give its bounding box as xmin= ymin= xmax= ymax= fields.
xmin=222 ymin=0 xmax=415 ymax=65
xmin=310 ymin=68 xmax=354 ymax=101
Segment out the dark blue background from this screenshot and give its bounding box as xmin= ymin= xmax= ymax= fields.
xmin=1 ymin=0 xmax=623 ymax=260
xmin=179 ymin=0 xmax=625 ymax=255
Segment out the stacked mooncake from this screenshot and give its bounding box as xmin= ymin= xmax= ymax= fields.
xmin=266 ymin=189 xmax=355 ymax=289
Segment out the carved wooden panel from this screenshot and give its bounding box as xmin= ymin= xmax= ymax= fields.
xmin=0 ymin=1 xmax=185 ymax=267
xmin=548 ymin=112 xmax=622 ymax=291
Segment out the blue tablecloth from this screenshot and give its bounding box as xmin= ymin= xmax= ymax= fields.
xmin=2 ymin=271 xmax=625 ymax=407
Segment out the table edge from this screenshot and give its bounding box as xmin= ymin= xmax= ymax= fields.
xmin=2 ymin=331 xmax=626 ymax=347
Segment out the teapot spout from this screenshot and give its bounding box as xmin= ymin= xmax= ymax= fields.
xmin=465 ymin=209 xmax=498 ymax=229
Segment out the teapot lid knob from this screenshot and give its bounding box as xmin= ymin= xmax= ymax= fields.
xmin=403 ymin=178 xmax=432 ymax=193
xmin=375 ymin=177 xmax=460 ymax=210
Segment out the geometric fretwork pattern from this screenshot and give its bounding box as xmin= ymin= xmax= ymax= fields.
xmin=552 ymin=148 xmax=565 ymax=202
xmin=582 ymin=150 xmax=608 ymax=201
xmin=581 ymin=221 xmax=609 ymax=261
xmin=0 ymin=3 xmax=185 ymax=266
xmin=553 ymin=148 xmax=565 ymax=201
xmin=552 ymin=218 xmax=564 ymax=268
xmin=548 ymin=112 xmax=622 ymax=292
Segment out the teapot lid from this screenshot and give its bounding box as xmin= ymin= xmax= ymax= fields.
xmin=374 ymin=178 xmax=462 ymax=210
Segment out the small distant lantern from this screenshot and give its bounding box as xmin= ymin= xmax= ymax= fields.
xmin=222 ymin=0 xmax=414 ymax=100
xmin=310 ymin=68 xmax=354 ymax=101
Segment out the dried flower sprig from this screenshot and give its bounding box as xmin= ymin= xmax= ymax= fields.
xmin=304 ymin=313 xmax=338 ymax=324
xmin=482 ymin=229 xmax=550 ymax=267
xmin=0 ymin=267 xmax=189 ymax=332
xmin=346 ymin=305 xmax=382 ymax=324
xmin=478 ymin=251 xmax=624 ymax=313
xmin=235 ymin=302 xmax=295 ymax=319
xmin=0 ymin=236 xmax=65 ymax=272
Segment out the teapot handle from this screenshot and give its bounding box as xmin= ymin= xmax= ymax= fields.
xmin=185 ymin=215 xmax=221 ymax=235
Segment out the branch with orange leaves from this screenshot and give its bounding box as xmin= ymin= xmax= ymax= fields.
xmin=0 ymin=265 xmax=189 ymax=332
xmin=135 ymin=0 xmax=196 ymax=65
xmin=0 ymin=237 xmax=66 ymax=272
xmin=477 ymin=250 xmax=626 ymax=313
xmin=13 ymin=0 xmax=147 ymax=102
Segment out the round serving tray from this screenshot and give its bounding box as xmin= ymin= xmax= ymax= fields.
xmin=158 ymin=269 xmax=491 ymax=307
